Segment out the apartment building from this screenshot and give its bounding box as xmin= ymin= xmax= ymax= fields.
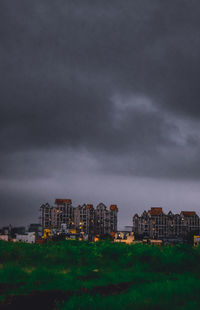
xmin=110 ymin=205 xmax=118 ymax=233
xmin=74 ymin=204 xmax=95 ymax=234
xmin=40 ymin=199 xmax=118 ymax=236
xmin=40 ymin=199 xmax=74 ymax=229
xmin=40 ymin=203 xmax=51 ymax=228
xmin=133 ymin=207 xmax=200 ymax=240
xmin=51 ymin=199 xmax=74 ymax=229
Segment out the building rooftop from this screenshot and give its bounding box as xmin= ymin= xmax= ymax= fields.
xmin=55 ymin=199 xmax=72 ymax=205
xmin=110 ymin=205 xmax=118 ymax=212
xmin=181 ymin=211 xmax=196 ymax=216
xmin=149 ymin=207 xmax=163 ymax=216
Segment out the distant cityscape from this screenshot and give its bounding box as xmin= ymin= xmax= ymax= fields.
xmin=0 ymin=198 xmax=200 ymax=245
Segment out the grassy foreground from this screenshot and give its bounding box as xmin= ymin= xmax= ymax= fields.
xmin=0 ymin=241 xmax=200 ymax=310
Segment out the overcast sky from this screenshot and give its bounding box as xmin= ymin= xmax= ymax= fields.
xmin=1 ymin=0 xmax=200 ymax=228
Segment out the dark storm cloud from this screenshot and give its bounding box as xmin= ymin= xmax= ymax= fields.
xmin=1 ymin=0 xmax=200 ymax=201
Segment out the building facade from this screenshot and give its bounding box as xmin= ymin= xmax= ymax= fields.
xmin=74 ymin=204 xmax=95 ymax=234
xmin=94 ymin=203 xmax=118 ymax=236
xmin=40 ymin=199 xmax=74 ymax=230
xmin=40 ymin=199 xmax=118 ymax=236
xmin=133 ymin=207 xmax=200 ymax=240
xmin=51 ymin=199 xmax=74 ymax=229
xmin=40 ymin=203 xmax=52 ymax=228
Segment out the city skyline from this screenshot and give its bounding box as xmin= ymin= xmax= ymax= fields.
xmin=1 ymin=1 xmax=200 ymax=228
xmin=1 ymin=197 xmax=200 ymax=231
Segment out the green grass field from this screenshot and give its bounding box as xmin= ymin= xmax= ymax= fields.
xmin=0 ymin=240 xmax=200 ymax=309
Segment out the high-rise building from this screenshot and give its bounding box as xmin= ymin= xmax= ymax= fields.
xmin=40 ymin=199 xmax=74 ymax=229
xmin=40 ymin=199 xmax=118 ymax=236
xmin=74 ymin=204 xmax=95 ymax=234
xmin=40 ymin=203 xmax=51 ymax=228
xmin=110 ymin=204 xmax=118 ymax=233
xmin=94 ymin=203 xmax=118 ymax=236
xmin=133 ymin=207 xmax=200 ymax=240
xmin=51 ymin=199 xmax=74 ymax=229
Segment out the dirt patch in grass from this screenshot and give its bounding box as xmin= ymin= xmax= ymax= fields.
xmin=0 ymin=290 xmax=73 ymax=310
xmin=0 ymin=276 xmax=154 ymax=310
xmin=78 ymin=273 xmax=100 ymax=280
xmin=91 ymin=281 xmax=131 ymax=295
xmin=0 ymin=283 xmax=25 ymax=295
xmin=0 ymin=281 xmax=136 ymax=310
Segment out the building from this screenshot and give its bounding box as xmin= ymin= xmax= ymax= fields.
xmin=95 ymin=203 xmax=118 ymax=236
xmin=40 ymin=199 xmax=118 ymax=237
xmin=74 ymin=204 xmax=95 ymax=235
xmin=51 ymin=199 xmax=74 ymax=229
xmin=40 ymin=203 xmax=51 ymax=228
xmin=179 ymin=211 xmax=200 ymax=237
xmin=0 ymin=226 xmax=12 ymax=235
xmin=40 ymin=199 xmax=74 ymax=230
xmin=16 ymin=232 xmax=36 ymax=243
xmin=0 ymin=235 xmax=9 ymax=241
xmin=133 ymin=207 xmax=200 ymax=240
xmin=114 ymin=231 xmax=135 ymax=244
xmin=110 ymin=205 xmax=118 ymax=233
xmin=11 ymin=226 xmax=26 ymax=235
xmin=28 ymin=223 xmax=42 ymax=238
xmin=194 ymin=235 xmax=200 ymax=246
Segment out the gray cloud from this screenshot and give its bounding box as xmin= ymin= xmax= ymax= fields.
xmin=1 ymin=0 xmax=200 ymax=226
